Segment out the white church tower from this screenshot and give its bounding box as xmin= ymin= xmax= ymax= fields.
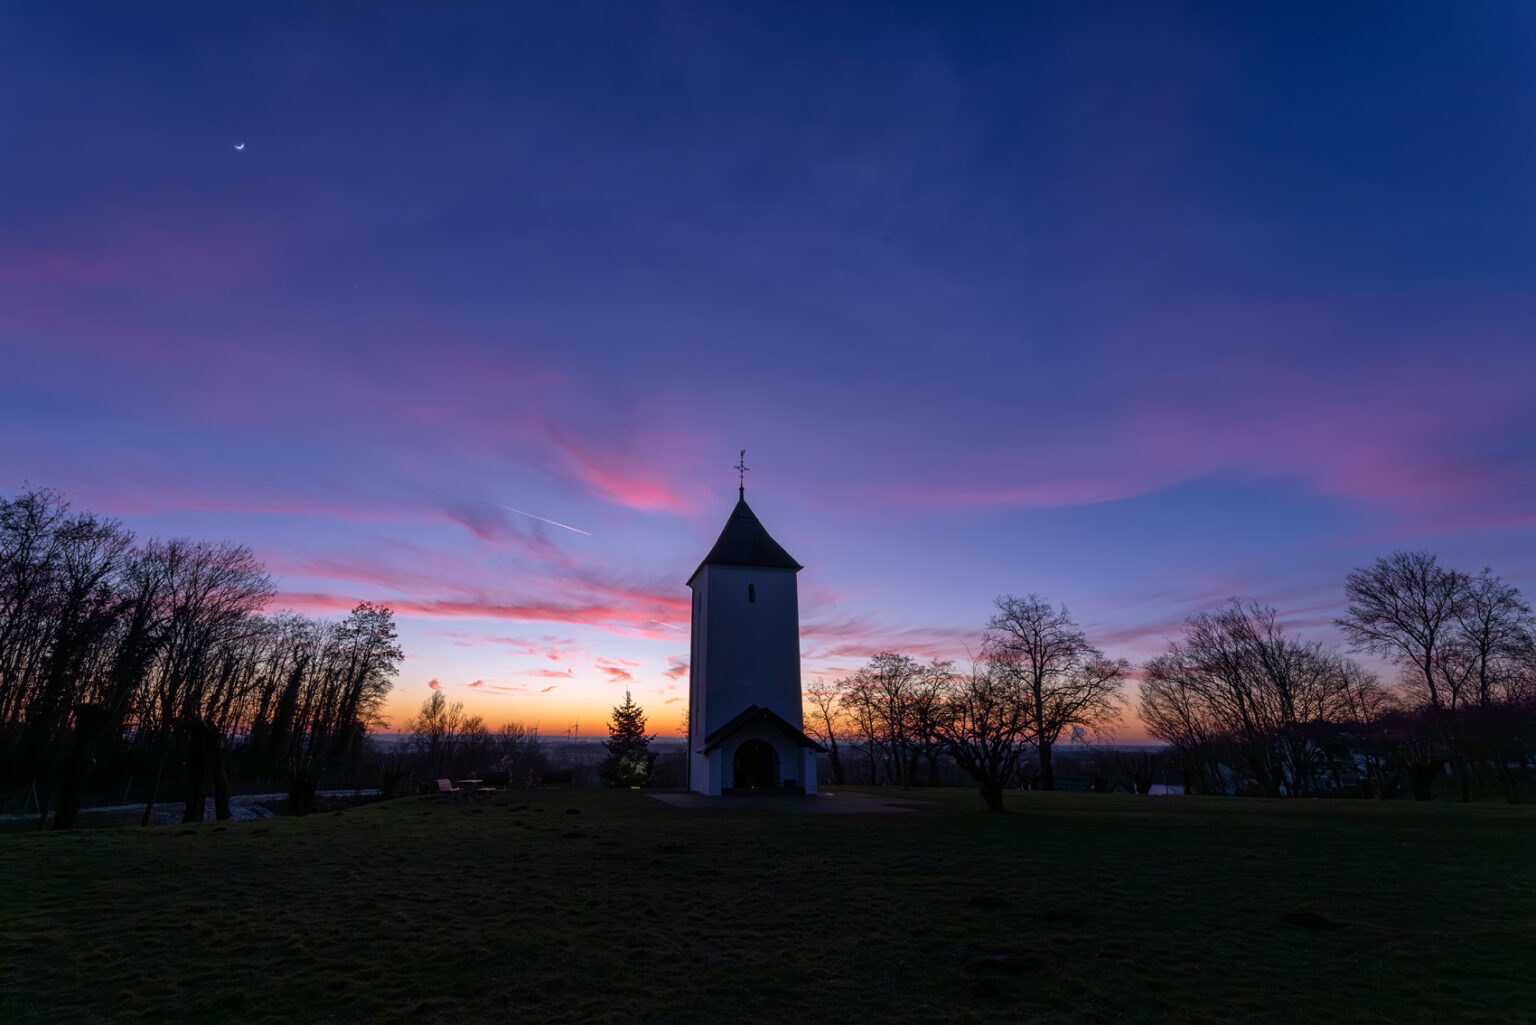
xmin=687 ymin=457 xmax=821 ymax=795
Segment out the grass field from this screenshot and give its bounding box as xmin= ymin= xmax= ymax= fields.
xmin=2 ymin=788 xmax=1533 ymax=1025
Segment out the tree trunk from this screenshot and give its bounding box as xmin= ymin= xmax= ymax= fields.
xmin=52 ymin=704 xmax=111 ymax=830
xmin=1038 ymin=740 xmax=1055 ymax=791
xmin=181 ymin=718 xmax=215 ymax=824
xmin=141 ymin=732 xmax=170 ymax=827
xmin=213 ymin=741 xmax=231 ymax=821
xmin=1410 ymin=762 xmax=1437 ymax=801
xmin=979 ymin=780 xmax=1006 ymax=813
xmin=289 ymin=765 xmax=320 ymax=816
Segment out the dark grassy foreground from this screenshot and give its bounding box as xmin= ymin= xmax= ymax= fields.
xmin=2 ymin=789 xmax=1533 ymax=1025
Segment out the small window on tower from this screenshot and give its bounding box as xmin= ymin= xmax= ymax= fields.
xmin=748 ymin=583 xmax=756 ymax=603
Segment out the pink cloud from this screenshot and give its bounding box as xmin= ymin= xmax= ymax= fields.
xmin=552 ymin=434 xmax=692 ymax=513
xmin=798 ymin=612 xmax=966 ymax=663
xmin=267 ymin=561 xmax=692 ymax=640
xmin=428 ymin=679 xmax=443 ymax=691
xmin=598 ymin=666 xmax=634 ymax=683
xmin=471 ymin=683 xmax=529 ymax=695
xmin=273 ymin=590 xmax=689 ymax=638
xmin=421 ymin=631 xmax=585 ymax=661
xmin=663 ymin=658 xmax=689 ymax=680
xmin=824 ymin=296 xmax=1536 ymax=537
xmin=540 ymin=685 xmax=558 ymax=693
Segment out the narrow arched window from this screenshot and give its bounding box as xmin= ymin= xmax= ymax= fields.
xmin=748 ymin=584 xmax=756 ymax=603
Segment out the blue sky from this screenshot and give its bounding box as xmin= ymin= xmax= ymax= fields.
xmin=3 ymin=3 xmax=1533 ymax=733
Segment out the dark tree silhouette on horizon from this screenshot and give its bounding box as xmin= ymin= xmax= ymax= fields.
xmin=1338 ymin=551 xmax=1536 ymax=803
xmin=838 ymin=653 xmax=951 ymax=787
xmin=0 ymin=486 xmax=403 ymax=827
xmin=983 ymin=595 xmax=1127 ymax=791
xmin=932 ymin=659 xmax=1028 ymax=812
xmin=1141 ymin=600 xmax=1365 ymax=798
xmin=802 ymin=681 xmax=847 ymax=785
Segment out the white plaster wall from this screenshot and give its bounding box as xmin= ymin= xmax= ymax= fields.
xmin=692 ymin=563 xmax=802 ymax=735
xmin=705 ymin=749 xmax=723 ymax=796
xmin=688 ymin=584 xmax=708 ymax=792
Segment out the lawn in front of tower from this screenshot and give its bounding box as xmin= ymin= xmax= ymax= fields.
xmin=2 ymin=788 xmax=1532 ymax=1024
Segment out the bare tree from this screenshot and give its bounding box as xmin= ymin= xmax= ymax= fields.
xmin=285 ymin=602 xmax=403 ymax=814
xmin=1455 ymin=569 xmax=1533 ymax=706
xmin=28 ymin=511 xmax=134 ymax=828
xmin=0 ymin=486 xmax=406 ymax=826
xmin=1145 ymin=601 xmax=1357 ymax=797
xmin=0 ymin=488 xmax=75 ymax=736
xmin=840 ymin=654 xmax=911 ymax=786
xmin=983 ymin=595 xmax=1127 ymax=790
xmin=1139 ymin=653 xmax=1226 ymax=794
xmin=1452 ymin=569 xmax=1534 ymax=801
xmin=837 ymin=653 xmax=950 ymax=787
xmin=1338 ymin=551 xmax=1474 ymax=799
xmin=138 ymin=540 xmax=273 ymax=824
xmin=908 ymin=661 xmax=955 ymax=786
xmin=494 ymin=721 xmax=544 ymax=788
xmin=932 ymin=659 xmax=1031 ymax=812
xmin=1333 ymin=659 xmax=1398 ymax=798
xmin=802 ymin=680 xmax=847 ymax=785
xmin=406 ymin=690 xmax=485 ymax=777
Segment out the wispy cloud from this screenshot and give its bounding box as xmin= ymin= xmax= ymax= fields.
xmin=552 ymin=434 xmax=693 ymax=514
xmin=496 ymin=503 xmax=591 ymax=536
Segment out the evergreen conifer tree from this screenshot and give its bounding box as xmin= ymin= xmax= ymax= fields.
xmin=598 ymin=690 xmax=657 ymax=787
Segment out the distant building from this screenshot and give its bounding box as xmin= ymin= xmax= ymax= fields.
xmin=687 ymin=484 xmax=822 ymax=795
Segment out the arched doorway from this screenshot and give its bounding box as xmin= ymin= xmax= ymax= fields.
xmin=732 ymin=739 xmax=779 ymax=789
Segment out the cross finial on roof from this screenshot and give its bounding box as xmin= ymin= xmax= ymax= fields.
xmin=734 ymin=449 xmax=750 ymax=499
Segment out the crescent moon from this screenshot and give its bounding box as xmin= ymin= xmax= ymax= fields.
xmin=234 ymin=143 xmax=245 ymax=151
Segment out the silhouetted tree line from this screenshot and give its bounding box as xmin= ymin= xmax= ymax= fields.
xmin=401 ymin=690 xmax=546 ymax=788
xmin=0 ymin=486 xmax=404 ymax=826
xmin=805 ymin=595 xmax=1132 ymax=812
xmin=1142 ymin=553 xmax=1536 ymax=803
xmin=807 ymin=553 xmax=1536 ymax=810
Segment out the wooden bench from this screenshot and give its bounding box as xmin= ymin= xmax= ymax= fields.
xmin=435 ymin=778 xmax=462 ymax=799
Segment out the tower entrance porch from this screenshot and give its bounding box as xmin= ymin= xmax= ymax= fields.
xmin=732 ymin=738 xmax=779 ymax=789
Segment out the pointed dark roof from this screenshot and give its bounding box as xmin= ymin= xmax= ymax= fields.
xmin=700 ymin=704 xmax=826 ymax=753
xmin=688 ymin=494 xmax=801 ymax=583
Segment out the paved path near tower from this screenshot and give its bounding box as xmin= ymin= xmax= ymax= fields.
xmin=647 ymin=789 xmax=923 ymax=813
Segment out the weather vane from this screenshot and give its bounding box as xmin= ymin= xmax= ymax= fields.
xmin=734 ymin=449 xmax=750 ymax=498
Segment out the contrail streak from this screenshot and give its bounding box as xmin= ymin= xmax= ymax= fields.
xmin=496 ymin=504 xmax=592 ymax=536
xmin=650 ymin=620 xmax=687 ymax=632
